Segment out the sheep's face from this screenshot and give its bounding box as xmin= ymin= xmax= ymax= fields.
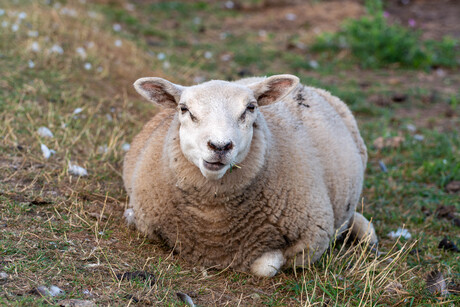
xmin=134 ymin=75 xmax=299 ymax=180
xmin=177 ymin=81 xmax=258 ymax=180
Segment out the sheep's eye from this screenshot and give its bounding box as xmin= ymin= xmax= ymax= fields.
xmin=180 ymin=105 xmax=188 ymax=114
xmin=179 ymin=105 xmax=198 ymax=122
xmin=246 ymin=103 xmax=256 ymax=113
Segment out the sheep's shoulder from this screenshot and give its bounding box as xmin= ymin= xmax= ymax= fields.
xmin=123 ymin=109 xmax=175 ymax=194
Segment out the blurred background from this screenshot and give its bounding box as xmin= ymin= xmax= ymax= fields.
xmin=0 ymin=0 xmax=459 ymax=305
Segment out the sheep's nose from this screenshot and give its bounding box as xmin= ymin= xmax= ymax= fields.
xmin=207 ymin=140 xmax=233 ymax=152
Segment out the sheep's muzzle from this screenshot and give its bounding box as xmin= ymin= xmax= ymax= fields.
xmin=203 ymin=160 xmax=226 ymax=171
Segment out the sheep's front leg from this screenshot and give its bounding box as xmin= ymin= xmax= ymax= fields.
xmin=349 ymin=212 xmax=378 ymax=245
xmin=283 ymin=223 xmax=333 ymax=268
xmin=250 ymin=250 xmax=285 ymax=277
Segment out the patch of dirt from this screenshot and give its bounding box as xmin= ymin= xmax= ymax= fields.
xmin=224 ymin=1 xmax=365 ymax=42
xmin=393 ymin=103 xmax=458 ymax=132
xmin=385 ymin=0 xmax=460 ymax=39
xmin=224 ymin=0 xmax=460 ymax=41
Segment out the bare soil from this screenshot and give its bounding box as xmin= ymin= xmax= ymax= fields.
xmin=225 ymin=0 xmax=460 ymax=39
xmin=385 ymin=0 xmax=460 ymax=39
xmin=224 ymin=1 xmax=364 ymax=43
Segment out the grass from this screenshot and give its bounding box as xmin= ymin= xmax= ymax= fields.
xmin=312 ymin=0 xmax=459 ymax=69
xmin=0 ymin=0 xmax=459 ymax=305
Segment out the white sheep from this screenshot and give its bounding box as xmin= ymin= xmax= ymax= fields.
xmin=123 ymin=74 xmax=378 ymax=277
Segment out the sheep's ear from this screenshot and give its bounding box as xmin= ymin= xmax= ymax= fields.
xmin=248 ymin=74 xmax=299 ymax=106
xmin=133 ymin=77 xmax=185 ymax=108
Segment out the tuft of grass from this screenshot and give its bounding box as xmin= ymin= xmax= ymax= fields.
xmin=312 ymin=0 xmax=459 ymax=69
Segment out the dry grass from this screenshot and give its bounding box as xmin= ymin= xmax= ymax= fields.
xmin=0 ymin=187 xmax=423 ymax=305
xmin=0 ymin=0 xmax=458 ymax=306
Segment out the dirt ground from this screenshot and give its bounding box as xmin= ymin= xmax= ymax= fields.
xmin=224 ymin=0 xmax=460 ymax=39
xmin=224 ymin=1 xmax=364 ymax=43
xmin=385 ymin=0 xmax=460 ymax=39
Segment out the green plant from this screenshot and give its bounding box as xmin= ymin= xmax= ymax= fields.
xmin=312 ymin=0 xmax=459 ymax=69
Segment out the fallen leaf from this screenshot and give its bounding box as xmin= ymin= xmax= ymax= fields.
xmin=426 ymin=270 xmax=449 ymax=296
xmin=445 ymin=181 xmax=460 ymax=193
xmin=435 ymin=205 xmax=456 ymax=220
xmin=434 ymin=205 xmax=459 ymax=227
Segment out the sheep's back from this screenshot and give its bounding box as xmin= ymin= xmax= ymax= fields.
xmin=263 ymin=86 xmax=366 ymax=231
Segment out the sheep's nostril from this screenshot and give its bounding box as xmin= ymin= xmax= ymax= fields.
xmin=208 ymin=141 xmax=233 ymax=152
xmin=223 ymin=142 xmax=233 ymax=151
xmin=207 ymin=141 xmax=217 ymax=151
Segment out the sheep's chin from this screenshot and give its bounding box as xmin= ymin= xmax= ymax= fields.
xmin=199 ymin=160 xmax=230 ymax=180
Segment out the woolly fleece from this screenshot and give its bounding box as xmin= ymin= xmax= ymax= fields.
xmin=123 ymin=75 xmax=376 ymax=275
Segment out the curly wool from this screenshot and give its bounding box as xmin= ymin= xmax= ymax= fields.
xmin=123 ymin=77 xmax=371 ymax=273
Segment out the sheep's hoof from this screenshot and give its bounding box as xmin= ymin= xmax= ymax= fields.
xmin=349 ymin=212 xmax=378 ymax=245
xmin=250 ymin=250 xmax=285 ymax=277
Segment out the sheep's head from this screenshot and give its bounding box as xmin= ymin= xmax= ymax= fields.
xmin=134 ymin=75 xmax=299 ymax=180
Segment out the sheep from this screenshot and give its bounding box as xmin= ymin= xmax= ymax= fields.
xmin=123 ymin=74 xmax=378 ymax=277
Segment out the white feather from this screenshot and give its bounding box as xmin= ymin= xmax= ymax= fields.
xmin=40 ymin=143 xmax=51 ymax=159
xmin=68 ymin=163 xmax=88 ymax=176
xmin=37 ymin=127 xmax=53 ymax=138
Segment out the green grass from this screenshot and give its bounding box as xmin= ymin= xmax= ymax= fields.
xmin=312 ymin=0 xmax=459 ymax=69
xmin=0 ymin=0 xmax=459 ymax=305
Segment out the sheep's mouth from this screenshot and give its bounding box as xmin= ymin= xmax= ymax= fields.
xmin=203 ymin=160 xmax=226 ymax=171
